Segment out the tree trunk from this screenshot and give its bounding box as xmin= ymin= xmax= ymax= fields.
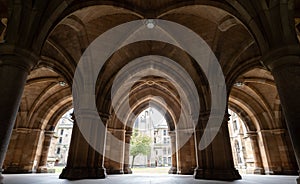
xmin=131 ymin=155 xmax=136 ymax=168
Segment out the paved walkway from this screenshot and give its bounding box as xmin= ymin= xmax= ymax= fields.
xmin=2 ymin=173 xmax=298 ymax=184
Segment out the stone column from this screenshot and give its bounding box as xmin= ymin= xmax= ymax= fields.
xmin=177 ymin=129 xmax=196 ymax=175
xmin=59 ymin=112 xmax=107 ymax=179
xmin=168 ymin=131 xmax=177 ymax=174
xmin=123 ymin=131 xmax=132 ymax=174
xmin=246 ymin=132 xmax=264 ymax=174
xmin=3 ymin=128 xmax=45 ymax=173
xmin=37 ymin=131 xmax=55 ymax=173
xmin=263 ymin=48 xmax=300 ymax=183
xmin=194 ymin=112 xmax=241 ymax=180
xmin=273 ymin=129 xmax=298 ymax=175
xmin=105 ymin=128 xmax=125 ymax=174
xmin=0 ymin=52 xmax=37 ymax=183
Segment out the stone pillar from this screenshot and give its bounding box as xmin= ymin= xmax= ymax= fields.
xmin=3 ymin=128 xmax=44 ymax=173
xmin=273 ymin=129 xmax=298 ymax=175
xmin=177 ymin=129 xmax=196 ymax=175
xmin=263 ymin=49 xmax=300 ymax=183
xmin=194 ymin=112 xmax=241 ymax=180
xmin=37 ymin=131 xmax=55 ymax=173
xmin=59 ymin=112 xmax=107 ymax=179
xmin=123 ymin=131 xmax=132 ymax=174
xmin=0 ymin=52 xmax=37 ymax=183
xmin=105 ymin=128 xmax=125 ymax=174
xmin=246 ymin=132 xmax=264 ymax=174
xmin=168 ymin=131 xmax=177 ymax=174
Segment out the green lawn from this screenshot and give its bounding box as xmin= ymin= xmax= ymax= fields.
xmin=52 ymin=166 xmax=170 ymax=174
xmin=53 ymin=166 xmax=65 ymax=173
xmin=131 ymin=167 xmax=170 ymax=174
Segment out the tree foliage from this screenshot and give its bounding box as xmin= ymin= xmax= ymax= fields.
xmin=130 ymin=130 xmax=152 ymax=167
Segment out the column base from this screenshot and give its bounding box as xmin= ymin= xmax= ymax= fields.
xmin=106 ymin=169 xmax=124 ymax=175
xmin=0 ymin=171 xmax=3 ymax=184
xmin=194 ymin=168 xmax=241 ymax=181
xmin=253 ymin=167 xmax=264 ymax=174
xmin=178 ymin=167 xmax=194 ymax=175
xmin=281 ymin=170 xmax=299 ymax=175
xmin=168 ymin=167 xmax=177 ymax=174
xmin=59 ymin=167 xmax=106 ymax=180
xmin=123 ymin=167 xmax=132 ymax=174
xmin=2 ymin=166 xmax=33 ymax=174
xmin=297 ymin=176 xmax=299 ymax=184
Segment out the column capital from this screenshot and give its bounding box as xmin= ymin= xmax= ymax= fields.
xmin=246 ymin=131 xmax=258 ymax=137
xmin=0 ymin=45 xmax=39 ymax=72
xmin=261 ymin=45 xmax=300 ymax=71
xmin=99 ymin=112 xmax=111 ymax=122
xmin=168 ymin=130 xmax=176 ymax=136
xmin=44 ymin=130 xmax=55 ymax=137
xmin=176 ymin=128 xmax=194 ymax=134
xmin=198 ymin=111 xmax=210 ymax=122
xmin=14 ymin=128 xmax=42 ymax=134
xmin=258 ymin=129 xmax=286 ymax=135
xmin=125 ymin=130 xmax=132 ymax=136
xmin=107 ymin=128 xmax=126 ymax=133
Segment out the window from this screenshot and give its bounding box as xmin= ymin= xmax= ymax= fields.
xmin=163 ymin=148 xmax=167 ymax=154
xmin=163 ymin=157 xmax=167 ymax=164
xmin=235 ymin=141 xmax=240 ymax=152
xmin=57 ymin=147 xmax=61 ymax=154
xmin=163 ymin=130 xmax=167 ymax=136
xmin=60 ymin=129 xmax=64 ymax=135
xmin=59 ymin=137 xmax=63 ymax=143
xmin=233 ymin=120 xmax=238 ymax=131
xmin=238 ymin=155 xmax=242 ymax=163
xmin=163 ymin=138 xmax=167 ymax=144
xmin=154 ymin=138 xmax=156 ymax=143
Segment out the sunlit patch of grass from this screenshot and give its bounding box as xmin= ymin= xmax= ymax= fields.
xmin=53 ymin=166 xmax=65 ymax=173
xmin=131 ymin=167 xmax=170 ymax=174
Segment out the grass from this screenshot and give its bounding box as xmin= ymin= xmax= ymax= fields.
xmin=51 ymin=166 xmax=170 ymax=175
xmin=53 ymin=166 xmax=65 ymax=173
xmin=131 ymin=167 xmax=170 ymax=174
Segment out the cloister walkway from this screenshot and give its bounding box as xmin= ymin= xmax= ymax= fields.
xmin=2 ymin=173 xmax=298 ymax=184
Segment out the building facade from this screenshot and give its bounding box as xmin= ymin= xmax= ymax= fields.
xmin=47 ymin=111 xmax=73 ymax=167
xmin=228 ymin=109 xmax=256 ymax=174
xmin=130 ymin=108 xmax=172 ymax=168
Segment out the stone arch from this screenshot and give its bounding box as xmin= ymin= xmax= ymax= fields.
xmin=3 ymin=66 xmax=72 ymax=173
xmin=34 ymin=1 xmax=294 ymax=180
xmin=228 ymin=102 xmax=256 ymax=132
xmin=228 ymin=67 xmax=298 ymax=175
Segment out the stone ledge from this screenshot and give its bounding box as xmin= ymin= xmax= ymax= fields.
xmin=194 ymin=168 xmax=241 ymax=181
xmin=59 ymin=167 xmax=106 ymax=180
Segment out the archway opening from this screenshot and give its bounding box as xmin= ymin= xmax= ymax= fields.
xmin=228 ymin=109 xmax=256 ymax=174
xmin=130 ymin=107 xmax=172 ymax=174
xmin=46 ymin=109 xmax=73 ymax=173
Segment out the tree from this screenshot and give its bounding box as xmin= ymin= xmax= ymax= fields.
xmin=130 ymin=130 xmax=152 ymax=168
